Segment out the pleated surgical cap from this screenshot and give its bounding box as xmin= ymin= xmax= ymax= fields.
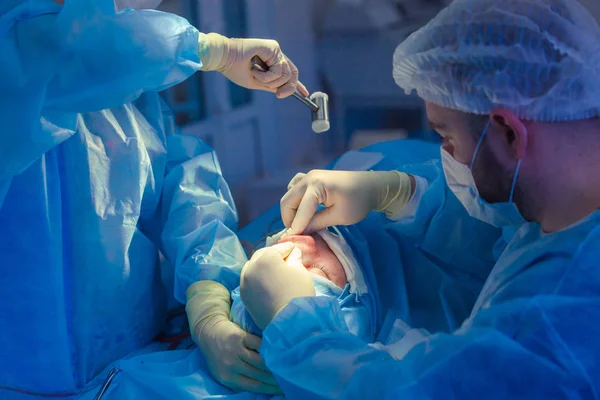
xmin=393 ymin=0 xmax=600 ymax=121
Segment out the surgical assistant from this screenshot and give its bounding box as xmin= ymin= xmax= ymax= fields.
xmin=0 ymin=0 xmax=306 ymax=397
xmin=242 ymin=0 xmax=600 ymax=398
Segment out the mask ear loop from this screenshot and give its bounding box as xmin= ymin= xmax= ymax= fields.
xmin=508 ymin=160 xmax=522 ymax=203
xmin=469 ymin=119 xmax=492 ymax=170
xmin=470 ymin=117 xmax=522 ymax=203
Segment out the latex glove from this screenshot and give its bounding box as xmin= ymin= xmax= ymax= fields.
xmin=240 ymin=242 xmax=316 ymax=330
xmin=281 ymin=169 xmax=415 ymax=234
xmin=198 ymin=33 xmax=308 ymax=99
xmin=186 ymin=281 xmax=282 ymax=395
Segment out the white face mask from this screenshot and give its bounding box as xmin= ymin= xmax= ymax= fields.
xmin=441 ymin=120 xmax=526 ymax=228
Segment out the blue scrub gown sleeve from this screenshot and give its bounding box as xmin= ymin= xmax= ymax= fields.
xmin=262 ymin=295 xmax=589 ymax=399
xmin=147 ymin=101 xmax=245 ymax=303
xmin=48 ymin=8 xmax=201 ymax=112
xmin=1 ymin=1 xmax=202 ymax=181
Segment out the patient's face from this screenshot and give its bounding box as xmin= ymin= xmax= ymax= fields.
xmin=278 ymin=234 xmax=347 ymax=289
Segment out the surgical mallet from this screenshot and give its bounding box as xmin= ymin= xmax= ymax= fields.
xmin=251 ymin=56 xmax=330 ymax=133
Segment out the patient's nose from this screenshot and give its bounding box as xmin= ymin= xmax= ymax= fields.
xmin=278 ymin=235 xmax=318 ymax=266
xmin=278 ymin=235 xmax=314 ymax=249
xmin=285 ymin=247 xmax=304 ymax=269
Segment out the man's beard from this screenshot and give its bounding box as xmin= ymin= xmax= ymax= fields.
xmin=471 ymin=143 xmax=516 ymax=205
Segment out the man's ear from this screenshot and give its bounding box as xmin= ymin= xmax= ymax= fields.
xmin=490 ymin=109 xmax=528 ymax=160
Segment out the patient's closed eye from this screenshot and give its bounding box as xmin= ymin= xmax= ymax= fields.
xmin=310 ymin=263 xmax=331 ymax=280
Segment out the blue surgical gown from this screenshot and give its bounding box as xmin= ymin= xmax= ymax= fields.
xmin=261 ymin=206 xmax=600 ymax=397
xmin=0 ymin=1 xmax=247 ymax=397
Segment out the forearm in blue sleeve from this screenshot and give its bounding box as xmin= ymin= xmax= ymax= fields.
xmin=47 ymin=8 xmax=202 ymax=111
xmin=262 ymin=297 xmax=576 ymax=400
xmin=159 ymin=134 xmax=246 ymax=303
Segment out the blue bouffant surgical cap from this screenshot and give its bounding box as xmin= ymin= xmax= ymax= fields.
xmin=393 ymin=0 xmax=600 ymax=121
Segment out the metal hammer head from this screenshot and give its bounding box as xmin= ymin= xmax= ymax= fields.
xmin=251 ymin=56 xmax=330 ymax=134
xmin=309 ymin=92 xmax=330 ymax=133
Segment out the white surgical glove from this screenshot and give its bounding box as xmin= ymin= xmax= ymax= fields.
xmin=240 ymin=242 xmax=316 ymax=330
xmin=281 ymin=169 xmax=415 ymax=234
xmin=186 ymin=281 xmax=282 ymax=394
xmin=198 ymin=33 xmax=308 ymax=99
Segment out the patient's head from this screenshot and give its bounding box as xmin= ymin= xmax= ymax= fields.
xmin=231 ymin=228 xmax=369 ymax=337
xmin=277 ymin=233 xmax=348 ymax=289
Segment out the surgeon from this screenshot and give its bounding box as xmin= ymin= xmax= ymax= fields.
xmin=241 ymin=0 xmax=600 ymax=397
xmin=0 ymin=0 xmax=309 ymax=398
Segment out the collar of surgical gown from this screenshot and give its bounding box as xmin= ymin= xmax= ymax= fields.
xmin=471 ymin=210 xmax=600 ymax=316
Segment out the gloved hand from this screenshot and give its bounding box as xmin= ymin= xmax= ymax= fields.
xmin=186 ymin=281 xmax=282 ymax=395
xmin=281 ymin=169 xmax=415 ymax=234
xmin=240 ymin=242 xmax=316 ymax=330
xmin=198 ymin=33 xmax=308 ymax=99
